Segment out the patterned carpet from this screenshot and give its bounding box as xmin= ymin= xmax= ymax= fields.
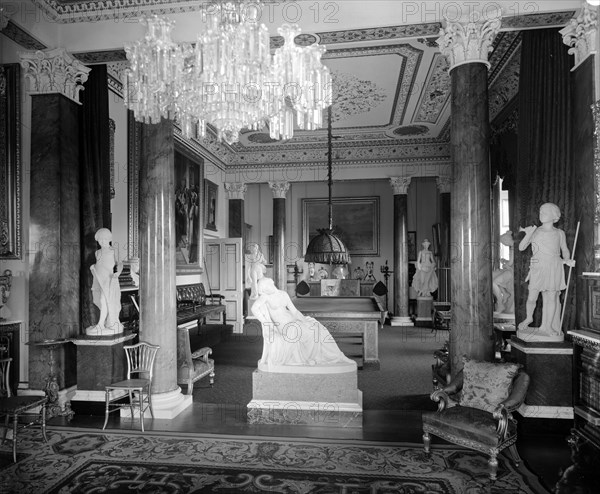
xmin=0 ymin=428 xmax=549 ymax=493
xmin=192 ymin=324 xmax=446 ymax=410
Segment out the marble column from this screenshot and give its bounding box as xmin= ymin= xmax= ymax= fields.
xmin=438 ymin=11 xmax=501 ymax=373
xmin=225 ymin=183 xmax=247 ymax=238
xmin=20 ymin=49 xmax=90 ymax=403
xmin=139 ymin=117 xmax=191 ymax=418
xmin=389 ymin=177 xmax=413 ymax=327
xmin=269 ymin=181 xmax=289 ymax=290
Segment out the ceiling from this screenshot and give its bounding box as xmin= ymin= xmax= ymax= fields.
xmin=2 ymin=1 xmax=583 ymax=171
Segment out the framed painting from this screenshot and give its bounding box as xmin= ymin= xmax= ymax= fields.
xmin=204 ymin=179 xmax=218 ymax=231
xmin=407 ymin=231 xmax=417 ymax=261
xmin=175 ymin=148 xmax=203 ymax=273
xmin=302 ymin=197 xmax=379 ymax=257
xmin=0 ymin=64 xmax=21 ymax=259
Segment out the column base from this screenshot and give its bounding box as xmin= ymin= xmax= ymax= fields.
xmin=390 ymin=316 xmax=414 ymax=326
xmin=247 ymin=398 xmax=362 ymax=428
xmin=120 ymin=388 xmax=192 ymax=420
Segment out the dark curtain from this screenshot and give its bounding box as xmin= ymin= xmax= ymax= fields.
xmin=79 ymin=64 xmax=112 ymax=332
xmin=513 ymin=29 xmax=575 ymax=330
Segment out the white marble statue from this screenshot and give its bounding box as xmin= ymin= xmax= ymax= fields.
xmin=245 ymin=242 xmax=267 ymax=300
xmin=493 ymin=231 xmax=515 ymax=314
xmin=412 ymin=239 xmax=438 ymax=297
xmin=87 ymin=228 xmax=124 ymax=335
xmin=517 ymin=203 xmax=575 ymax=340
xmin=251 ymin=277 xmax=355 ymax=370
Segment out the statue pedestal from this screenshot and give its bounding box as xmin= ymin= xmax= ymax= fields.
xmin=69 ymin=332 xmax=136 ymax=415
xmin=415 ymin=296 xmax=433 ymax=325
xmin=247 ymin=363 xmax=362 ymax=427
xmin=510 ymin=336 xmax=573 ymax=419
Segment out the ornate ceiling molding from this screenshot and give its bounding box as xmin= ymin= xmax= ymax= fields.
xmin=413 ymin=53 xmax=450 ymax=124
xmin=1 ymin=20 xmax=47 ymax=50
xmin=20 ymin=48 xmax=91 ymax=104
xmin=323 ymin=43 xmax=423 ymax=129
xmin=489 ymin=44 xmax=521 ymax=122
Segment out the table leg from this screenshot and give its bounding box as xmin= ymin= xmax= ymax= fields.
xmin=12 ymin=412 xmax=17 ymax=462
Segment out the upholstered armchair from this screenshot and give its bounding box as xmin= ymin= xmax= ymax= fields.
xmin=422 ymin=357 xmax=530 ymax=481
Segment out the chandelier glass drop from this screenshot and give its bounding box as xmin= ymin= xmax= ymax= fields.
xmin=124 ymin=1 xmax=332 ymax=145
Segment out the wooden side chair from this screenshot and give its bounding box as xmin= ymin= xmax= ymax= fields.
xmin=422 ymin=357 xmax=530 ymax=481
xmin=102 ymin=342 xmax=160 ymax=432
xmin=0 ymin=358 xmax=48 ymax=462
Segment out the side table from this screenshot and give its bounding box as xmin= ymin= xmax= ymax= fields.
xmin=26 ymin=339 xmax=74 ymax=420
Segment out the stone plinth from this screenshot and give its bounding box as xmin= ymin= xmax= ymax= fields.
xmin=510 ymin=337 xmax=573 ymax=419
xmin=415 ymin=296 xmax=433 ymax=324
xmin=247 ymin=364 xmax=362 ymax=428
xmin=69 ymin=332 xmax=136 ymax=415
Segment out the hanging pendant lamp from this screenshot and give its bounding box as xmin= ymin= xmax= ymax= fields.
xmin=304 ymin=106 xmax=351 ymax=265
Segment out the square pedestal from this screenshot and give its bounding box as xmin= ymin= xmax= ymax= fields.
xmin=247 ymin=367 xmax=363 ymax=428
xmin=510 ymin=337 xmax=573 ymax=419
xmin=415 ymin=296 xmax=433 ymax=326
xmin=70 ymin=332 xmax=136 ymax=415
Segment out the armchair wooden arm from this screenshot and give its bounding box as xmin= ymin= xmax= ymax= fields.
xmin=430 ymin=371 xmax=463 ymax=412
xmin=499 ymin=372 xmax=530 ymax=412
xmin=191 ymin=346 xmax=212 ymax=361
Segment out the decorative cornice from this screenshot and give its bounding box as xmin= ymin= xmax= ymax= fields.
xmin=225 ymin=183 xmax=247 ymax=200
xmin=20 ymin=48 xmax=91 ymax=104
xmin=568 ymin=330 xmax=600 ymax=350
xmin=390 ymin=177 xmax=412 ymax=195
xmin=1 ymin=20 xmax=47 ymax=50
xmin=269 ymin=182 xmax=290 ymax=199
xmin=560 ymin=3 xmax=598 ymax=71
xmin=437 ymin=11 xmax=503 ymax=71
xmin=0 ymin=7 xmax=10 ymax=30
xmin=436 ymin=175 xmax=452 ymax=194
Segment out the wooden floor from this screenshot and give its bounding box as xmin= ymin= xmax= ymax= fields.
xmin=49 ymin=402 xmax=573 ymax=493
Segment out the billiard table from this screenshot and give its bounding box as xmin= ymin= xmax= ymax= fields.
xmin=292 ymin=296 xmax=386 ymax=370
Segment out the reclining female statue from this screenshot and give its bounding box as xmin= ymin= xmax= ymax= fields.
xmin=251 ymin=277 xmax=354 ymax=370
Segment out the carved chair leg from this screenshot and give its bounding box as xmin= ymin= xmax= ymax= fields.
xmin=102 ymin=389 xmax=110 ymax=430
xmin=423 ymin=431 xmax=431 ymax=454
xmin=507 ymin=444 xmax=522 ymax=467
xmin=489 ymin=452 xmax=498 ymax=481
xmin=210 ymin=370 xmax=215 ymax=387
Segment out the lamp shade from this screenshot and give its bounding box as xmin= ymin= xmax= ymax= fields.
xmin=304 ymin=227 xmax=351 ymax=265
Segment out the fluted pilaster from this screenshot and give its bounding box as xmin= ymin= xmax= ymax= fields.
xmin=389 ymin=177 xmax=413 ymax=327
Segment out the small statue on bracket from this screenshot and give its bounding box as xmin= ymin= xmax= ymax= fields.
xmin=86 ymin=228 xmax=124 ymax=336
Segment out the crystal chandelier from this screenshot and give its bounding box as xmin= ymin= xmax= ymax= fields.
xmin=124 ymin=1 xmax=332 ymax=145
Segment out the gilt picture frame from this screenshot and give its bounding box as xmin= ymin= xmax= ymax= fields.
xmin=0 ymin=64 xmax=21 ymax=259
xmin=204 ymin=179 xmax=218 ymax=231
xmin=175 ymin=148 xmax=203 ymax=274
xmin=302 ymin=196 xmax=379 ymax=257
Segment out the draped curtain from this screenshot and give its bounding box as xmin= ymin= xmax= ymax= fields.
xmin=79 ymin=64 xmax=112 ymax=331
xmin=513 ymin=29 xmax=575 ymax=330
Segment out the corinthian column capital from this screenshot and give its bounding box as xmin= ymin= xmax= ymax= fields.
xmin=560 ymin=2 xmax=598 ymax=70
xmin=225 ymin=182 xmax=247 ymax=200
xmin=20 ymin=48 xmax=91 ymax=104
xmin=269 ymin=181 xmax=290 ymax=199
xmin=437 ymin=9 xmax=502 ymax=71
xmin=390 ymin=177 xmax=411 ymax=195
